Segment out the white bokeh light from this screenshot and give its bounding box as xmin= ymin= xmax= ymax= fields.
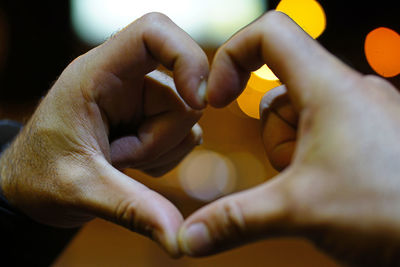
xmin=71 ymin=0 xmax=266 ymax=45
xmin=179 ymin=150 xmax=237 ymax=202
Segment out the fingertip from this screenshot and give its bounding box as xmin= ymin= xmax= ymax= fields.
xmin=196 ymin=79 xmax=208 ymax=108
xmin=178 ymin=222 xmax=213 ymax=257
xmin=260 ymin=85 xmax=288 ymax=113
xmin=206 ymin=75 xmax=248 ymax=108
xmin=152 ymin=197 xmax=185 ymax=258
xmin=157 ymin=227 xmax=184 ymax=258
xmin=174 ymin=69 xmax=209 ymax=110
xmin=147 ymin=201 xmax=184 ymax=257
xmin=206 ymin=49 xmax=252 ymax=108
xmin=139 ymin=12 xmax=211 ymax=110
xmin=92 ymin=163 xmax=185 ymax=257
xmin=178 ymin=227 xmax=192 ymax=256
xmin=178 ymin=181 xmax=295 ymax=257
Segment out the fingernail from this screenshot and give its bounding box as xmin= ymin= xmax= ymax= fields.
xmin=197 ymin=80 xmax=208 ymax=106
xmin=192 ymin=124 xmax=203 ymax=146
xmin=180 ymin=223 xmax=211 ymax=256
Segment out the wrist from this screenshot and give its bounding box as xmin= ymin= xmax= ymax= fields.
xmin=0 ymin=120 xmax=23 ymax=208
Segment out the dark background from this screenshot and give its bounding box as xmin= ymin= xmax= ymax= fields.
xmin=0 ymin=0 xmax=399 ymax=101
xmin=270 ymin=0 xmax=400 ymax=86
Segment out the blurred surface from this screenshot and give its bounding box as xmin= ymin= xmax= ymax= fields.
xmin=0 ymin=1 xmax=74 ymax=100
xmin=53 ymin=219 xmax=339 ymax=267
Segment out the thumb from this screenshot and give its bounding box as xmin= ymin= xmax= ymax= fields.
xmin=85 ymin=157 xmax=184 ymax=257
xmin=178 ymin=171 xmax=296 ymax=256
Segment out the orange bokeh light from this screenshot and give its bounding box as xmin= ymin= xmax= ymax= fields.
xmin=365 ymin=27 xmax=400 ymax=78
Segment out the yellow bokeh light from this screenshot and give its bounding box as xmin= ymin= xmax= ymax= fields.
xmin=237 ymin=74 xmax=281 ymax=119
xmin=253 ymin=64 xmax=279 ymax=81
xmin=237 ymin=0 xmax=326 ymax=119
xmin=276 ymin=0 xmax=326 ymax=39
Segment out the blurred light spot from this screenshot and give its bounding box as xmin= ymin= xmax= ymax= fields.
xmin=253 ymin=65 xmax=279 ymax=81
xmin=227 ymin=152 xmax=268 ymax=187
xmin=365 ymin=27 xmax=400 ymax=78
xmin=237 ymin=0 xmax=326 ymax=119
xmin=276 ymin=0 xmax=326 ymax=39
xmin=70 ymin=0 xmax=266 ymax=46
xmin=179 ymin=150 xmax=237 ymax=202
xmin=237 ymin=74 xmax=281 ymax=119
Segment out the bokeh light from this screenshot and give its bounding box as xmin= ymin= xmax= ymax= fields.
xmin=253 ymin=65 xmax=279 ymax=82
xmin=365 ymin=27 xmax=400 ymax=78
xmin=71 ymin=0 xmax=265 ymax=46
xmin=227 ymin=152 xmax=268 ymax=188
xmin=276 ymin=0 xmax=326 ymax=39
xmin=178 ymin=150 xmax=237 ymax=202
xmin=237 ymin=76 xmax=281 ymax=119
xmin=237 ymin=0 xmax=326 ymax=119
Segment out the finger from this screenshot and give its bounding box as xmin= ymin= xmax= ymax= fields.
xmin=85 ymin=157 xmax=184 ymax=257
xmin=143 ymin=70 xmax=193 ymax=117
xmin=138 ymin=124 xmax=203 ymax=175
xmin=260 ymin=85 xmax=297 ymax=126
xmin=262 ymin=112 xmax=296 ymax=171
xmin=110 ymin=74 xmax=203 ymax=170
xmin=88 ymin=12 xmax=209 ymax=111
xmin=207 ymin=11 xmax=360 ymax=108
xmin=260 ymin=86 xmax=297 ymax=171
xmin=111 ymin=104 xmax=201 ymax=169
xmin=178 ymin=172 xmax=294 ymax=256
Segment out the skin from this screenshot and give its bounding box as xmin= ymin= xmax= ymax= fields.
xmin=0 ymin=12 xmax=209 ymax=257
xmin=179 ymin=11 xmax=400 ymax=266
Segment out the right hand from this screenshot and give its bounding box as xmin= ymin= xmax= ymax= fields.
xmin=179 ymin=11 xmax=400 ymax=266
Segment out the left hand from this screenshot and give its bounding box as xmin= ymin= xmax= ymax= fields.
xmin=0 ymin=12 xmax=208 ymax=257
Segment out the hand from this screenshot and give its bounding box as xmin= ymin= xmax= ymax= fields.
xmin=178 ymin=11 xmax=400 ymax=266
xmin=0 ymin=12 xmax=209 ymax=257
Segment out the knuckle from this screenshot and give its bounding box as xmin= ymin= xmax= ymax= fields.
xmin=260 ymin=10 xmax=290 ymax=31
xmin=115 ymin=197 xmax=148 ymax=234
xmin=363 ymin=74 xmax=394 ymax=90
xmin=361 ymin=75 xmax=400 ymax=101
xmin=213 ymin=199 xmax=246 ymax=239
xmin=363 ymin=74 xmax=386 ymax=83
xmin=140 ymin=12 xmax=171 ymax=25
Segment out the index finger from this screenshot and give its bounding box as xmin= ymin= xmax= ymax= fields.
xmin=87 ymin=12 xmax=209 ymax=110
xmin=207 ymin=11 xmax=359 ymax=108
